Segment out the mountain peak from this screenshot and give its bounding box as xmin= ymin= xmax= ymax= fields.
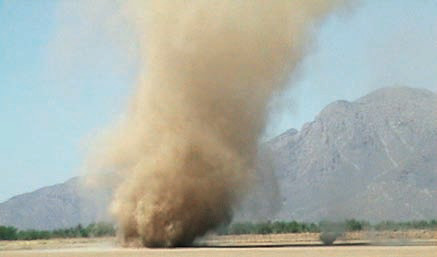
xmin=1 ymin=87 xmax=436 ymax=228
xmin=269 ymin=86 xmax=437 ymax=222
xmin=357 ymin=86 xmax=436 ymax=103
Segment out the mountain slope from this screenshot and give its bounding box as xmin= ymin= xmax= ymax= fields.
xmin=0 ymin=178 xmax=110 ymax=230
xmin=269 ymin=87 xmax=437 ymax=221
xmin=0 ymin=87 xmax=436 ymax=229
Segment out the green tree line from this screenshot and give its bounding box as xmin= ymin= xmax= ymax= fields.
xmin=218 ymin=219 xmax=437 ymax=235
xmin=1 ymin=219 xmax=436 ymax=240
xmin=0 ymin=222 xmax=115 ymax=241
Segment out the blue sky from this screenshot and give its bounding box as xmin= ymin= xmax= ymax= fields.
xmin=0 ymin=0 xmax=436 ymax=202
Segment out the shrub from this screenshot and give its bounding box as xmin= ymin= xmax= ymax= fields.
xmin=16 ymin=230 xmax=51 ymax=240
xmin=223 ymin=221 xmax=322 ymax=235
xmin=345 ymin=219 xmax=369 ymax=231
xmin=0 ymin=226 xmax=17 ymax=240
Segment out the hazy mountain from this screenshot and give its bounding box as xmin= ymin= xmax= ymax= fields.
xmin=269 ymin=87 xmax=437 ymax=222
xmin=1 ymin=87 xmax=436 ymax=229
xmin=0 ymin=178 xmax=111 ymax=230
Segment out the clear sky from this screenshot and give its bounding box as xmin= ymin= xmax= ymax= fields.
xmin=0 ymin=0 xmax=436 ymax=202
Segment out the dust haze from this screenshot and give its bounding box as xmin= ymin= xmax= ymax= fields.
xmin=85 ymin=0 xmax=346 ymax=247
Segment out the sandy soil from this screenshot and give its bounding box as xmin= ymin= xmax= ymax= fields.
xmin=1 ymin=231 xmax=435 ymax=257
xmin=1 ymin=245 xmax=436 ymax=257
xmin=198 ymin=230 xmax=437 ymax=246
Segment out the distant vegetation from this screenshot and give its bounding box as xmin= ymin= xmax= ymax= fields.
xmin=218 ymin=219 xmax=437 ymax=245
xmin=217 ymin=221 xmax=320 ymax=235
xmin=217 ymin=219 xmax=437 ymax=235
xmin=1 ymin=219 xmax=436 ymax=241
xmin=0 ymin=222 xmax=115 ymax=241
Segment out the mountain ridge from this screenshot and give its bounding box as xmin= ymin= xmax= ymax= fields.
xmin=1 ymin=86 xmax=436 ymax=229
xmin=269 ymin=86 xmax=437 ymax=222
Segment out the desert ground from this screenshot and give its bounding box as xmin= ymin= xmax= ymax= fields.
xmin=1 ymin=231 xmax=436 ymax=257
xmin=1 ymin=245 xmax=436 ymax=257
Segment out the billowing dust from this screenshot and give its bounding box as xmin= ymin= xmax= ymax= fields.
xmin=87 ymin=0 xmax=346 ymax=247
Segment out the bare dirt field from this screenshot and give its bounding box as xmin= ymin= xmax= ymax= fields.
xmin=1 ymin=245 xmax=436 ymax=257
xmin=1 ymin=231 xmax=436 ymax=257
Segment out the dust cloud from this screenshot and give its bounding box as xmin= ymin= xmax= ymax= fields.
xmin=87 ymin=0 xmax=346 ymax=247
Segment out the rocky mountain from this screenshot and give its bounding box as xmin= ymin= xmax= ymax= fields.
xmin=0 ymin=87 xmax=436 ymax=229
xmin=269 ymin=87 xmax=437 ymax=222
xmin=0 ymin=178 xmax=110 ymax=230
